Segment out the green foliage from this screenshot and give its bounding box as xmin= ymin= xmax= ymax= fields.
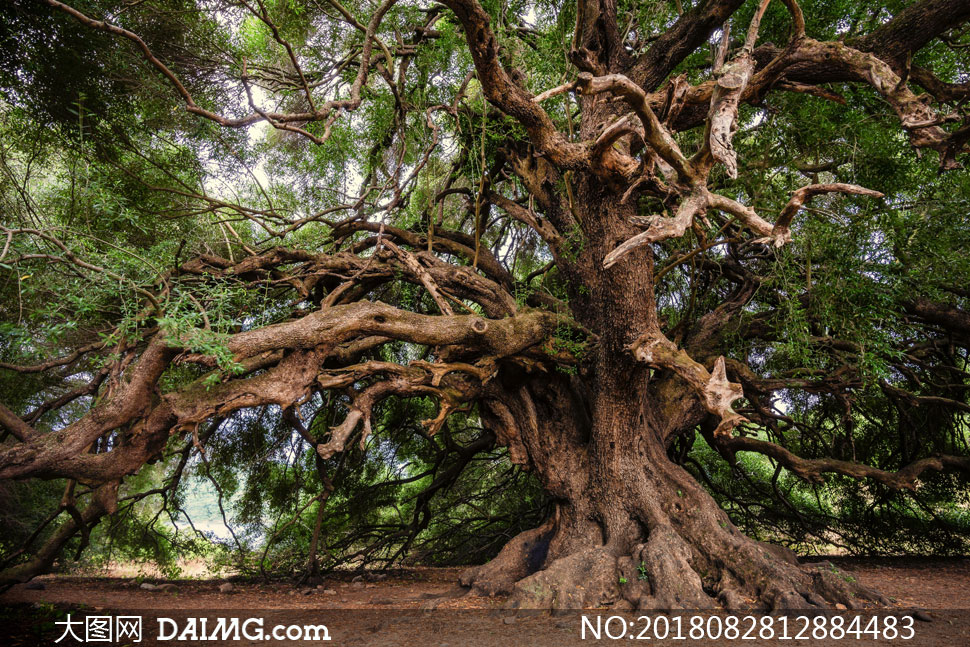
xmin=637 ymin=560 xmax=648 ymax=581
xmin=177 ymin=398 xmax=548 ymax=576
xmin=685 ymin=433 xmax=970 ymax=556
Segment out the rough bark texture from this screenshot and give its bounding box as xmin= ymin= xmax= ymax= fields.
xmin=457 ymin=186 xmax=886 ymax=608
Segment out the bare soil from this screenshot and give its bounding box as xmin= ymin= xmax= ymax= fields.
xmin=2 ymin=558 xmax=969 ymax=646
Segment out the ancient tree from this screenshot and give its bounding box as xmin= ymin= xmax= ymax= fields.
xmin=1 ymin=0 xmax=970 ymax=609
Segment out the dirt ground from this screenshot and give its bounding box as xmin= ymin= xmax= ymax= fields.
xmin=2 ymin=557 xmax=969 ymax=646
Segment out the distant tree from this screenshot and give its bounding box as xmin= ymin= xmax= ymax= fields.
xmin=1 ymin=0 xmax=969 ymax=610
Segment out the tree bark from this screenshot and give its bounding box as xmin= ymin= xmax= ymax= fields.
xmin=463 ymin=375 xmax=886 ymax=610
xmin=459 ymin=155 xmax=886 ymax=611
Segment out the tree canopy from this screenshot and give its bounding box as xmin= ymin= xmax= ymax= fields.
xmin=1 ymin=0 xmax=969 ymax=610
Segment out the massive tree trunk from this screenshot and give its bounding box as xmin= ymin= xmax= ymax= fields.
xmin=459 ymin=175 xmax=882 ymax=611
xmin=464 ymin=374 xmax=882 ymax=611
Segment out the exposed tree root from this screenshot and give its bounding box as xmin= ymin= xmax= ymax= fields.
xmin=460 ymin=497 xmax=890 ymax=612
xmin=508 ymin=546 xmax=620 ymax=611
xmin=626 ymin=525 xmax=717 ymax=610
xmin=459 ymin=517 xmax=555 ymax=596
